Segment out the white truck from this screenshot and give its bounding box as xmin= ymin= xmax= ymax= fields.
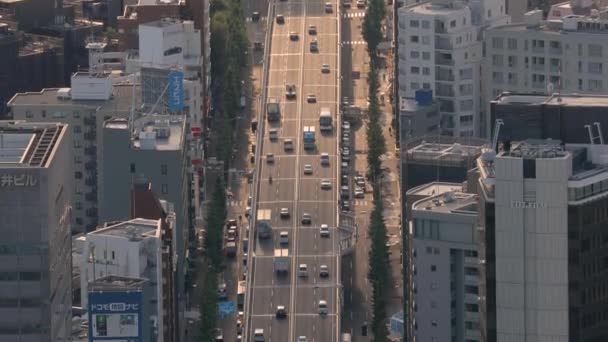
xmin=274 ymin=248 xmax=289 ymax=275
xmin=256 ymin=209 xmax=272 ymax=239
xmin=319 ymin=107 xmax=333 ymax=132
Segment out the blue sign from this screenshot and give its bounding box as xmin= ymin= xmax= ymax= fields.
xmin=88 ymin=291 xmax=143 ymax=341
xmin=218 ymin=301 xmax=235 ymax=318
xmin=168 ymin=71 xmax=184 ymax=111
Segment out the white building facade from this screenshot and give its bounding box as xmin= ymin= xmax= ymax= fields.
xmin=398 ymin=2 xmax=483 ymax=137
xmin=409 ymin=190 xmax=481 ymax=342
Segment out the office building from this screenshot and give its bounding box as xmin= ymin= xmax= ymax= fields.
xmin=99 ymin=114 xmax=189 ymax=337
xmin=87 ymin=276 xmax=151 ymax=342
xmin=475 ymin=140 xmax=608 ymax=341
xmin=491 ymin=92 xmax=608 ymax=144
xmin=483 ymin=7 xmax=608 ymax=136
xmin=0 ymin=121 xmax=72 ymax=341
xmin=8 ymin=72 xmax=140 ymax=232
xmin=397 ymin=0 xmax=483 ymax=136
xmin=117 ymin=0 xmax=182 ymax=50
xmin=407 ymin=186 xmax=480 ymax=342
xmin=81 ymin=213 xmax=176 ymax=341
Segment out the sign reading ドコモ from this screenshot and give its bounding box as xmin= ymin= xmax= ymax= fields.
xmin=88 ymin=291 xmax=143 ymax=341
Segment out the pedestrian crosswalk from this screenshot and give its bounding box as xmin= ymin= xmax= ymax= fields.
xmin=227 ymin=200 xmax=244 ymax=207
xmin=344 ymin=12 xmax=366 ymax=18
xmin=342 ymin=40 xmax=367 ymax=46
xmin=353 ymin=200 xmax=368 ymax=206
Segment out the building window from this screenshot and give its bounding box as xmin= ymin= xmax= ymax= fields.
xmin=422 ymin=51 xmax=430 ymax=60
xmin=25 ymin=110 xmax=33 ymax=118
xmin=410 ymin=51 xmax=419 ymax=59
xmin=431 ymin=265 xmax=437 ymax=272
xmin=422 ymin=36 xmax=430 ymax=44
xmin=73 ymin=111 xmax=80 ymax=118
xmin=111 ymin=251 xmax=115 ymax=260
xmin=75 ymin=156 xmax=82 ymax=164
xmin=410 ymin=82 xmax=420 ymax=90
xmin=589 ymin=44 xmax=603 ymax=58
xmin=460 ymin=99 xmax=474 ymax=111
xmin=19 ymin=272 xmax=41 ymax=281
xmin=450 ymin=20 xmax=456 ymax=28
xmin=410 ymin=35 xmax=419 ymax=43
xmin=589 ymin=62 xmax=603 ymax=74
xmin=465 ymin=285 xmax=478 ymax=294
xmin=459 ymin=68 xmax=473 ymax=80
xmin=487 ymin=9 xmax=492 ymax=17
xmin=589 ymin=79 xmax=603 ymax=91
xmin=507 ymin=38 xmax=517 ymax=49
xmin=508 ymin=56 xmax=517 ymax=67
xmin=130 ymin=163 xmax=136 ymax=173
xmin=426 ymin=246 xmax=433 ymax=254
xmin=422 ymin=20 xmax=430 ymax=28
xmin=422 ymin=67 xmax=430 ymax=75
xmin=75 ymin=172 xmax=83 ymax=179
xmin=410 ymin=20 xmax=419 ymax=27
xmin=422 ymin=83 xmax=431 ymax=89
xmin=75 ymin=202 xmax=82 ymax=210
xmin=411 ymin=66 xmax=420 ymax=74
xmin=492 ymin=55 xmax=503 ymax=67
xmin=73 ymin=125 xmax=81 ymax=134
xmin=459 ymin=84 xmax=473 ymax=96
xmin=432 ymin=320 xmax=438 ymax=327
xmin=161 ymin=164 xmax=168 ymax=175
xmin=492 ymin=37 xmax=503 ymax=49
xmin=41 ymin=110 xmax=47 ymax=118
xmin=162 ymin=184 xmax=168 ymax=194
xmin=73 ymin=140 xmax=81 ymax=148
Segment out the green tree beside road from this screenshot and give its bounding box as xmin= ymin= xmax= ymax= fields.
xmin=362 ymin=0 xmax=391 ymax=340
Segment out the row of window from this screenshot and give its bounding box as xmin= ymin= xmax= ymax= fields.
xmin=491 ymin=37 xmax=605 ymax=59
xmin=0 ymin=297 xmax=42 ymax=308
xmin=0 ymin=271 xmax=43 ymax=281
xmin=0 ymin=244 xmax=47 ymax=255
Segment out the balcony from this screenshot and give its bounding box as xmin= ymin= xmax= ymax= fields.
xmin=550 ymin=64 xmax=560 ymax=73
xmin=532 ymin=46 xmax=545 ymax=54
xmin=85 ymin=192 xmax=98 ymax=203
xmin=464 ymin=275 xmax=478 ymax=284
xmin=436 ymin=72 xmax=454 ymax=82
xmin=84 ymin=117 xmax=96 ymax=126
xmin=84 ymin=146 xmax=97 ymax=156
xmin=436 ymin=57 xmax=454 ymax=66
xmin=532 ymin=64 xmax=545 ymax=71
xmin=85 ymin=207 xmax=98 ymax=218
xmin=532 ymin=81 xmax=546 ymax=89
xmin=84 ymin=131 xmax=96 ymax=141
xmin=465 ymin=293 xmax=479 ymax=302
xmin=85 ymin=177 xmax=97 ymax=187
xmin=435 ymin=37 xmax=453 ymax=50
xmin=464 ymin=257 xmax=477 ymax=265
xmin=549 ymin=46 xmax=563 ymax=55
xmin=85 ymin=160 xmax=97 ymax=170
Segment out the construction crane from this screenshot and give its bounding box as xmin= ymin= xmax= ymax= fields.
xmin=492 ymin=119 xmax=504 ymax=151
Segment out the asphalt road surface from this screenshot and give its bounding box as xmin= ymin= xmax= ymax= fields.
xmin=246 ymin=1 xmax=342 ymax=341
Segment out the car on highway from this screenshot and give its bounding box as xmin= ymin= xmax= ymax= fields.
xmin=252 ymin=11 xmax=260 ymax=21
xmin=214 ymin=328 xmax=223 ymax=341
xmin=342 ymin=97 xmax=350 ymax=107
xmin=269 ymin=128 xmax=278 ymax=141
xmin=253 ymin=41 xmax=263 ymax=51
xmin=342 ymin=0 xmax=351 ymax=7
xmin=321 ymin=64 xmax=330 ymax=73
xmin=340 ymin=186 xmax=350 ymax=199
xmin=320 ymin=152 xmax=330 ymax=166
xmin=218 ymin=283 xmax=227 ymax=300
xmin=298 ymin=264 xmax=308 ymax=277
xmin=276 ymin=14 xmax=284 ymax=24
xmin=266 ymin=153 xmax=274 ymax=163
xmin=284 ymin=138 xmax=294 ymax=151
xmin=357 ymin=0 xmax=366 ymax=8
xmin=301 ymin=213 xmax=312 ymax=224
xmin=310 ymin=39 xmax=318 ymax=52
xmin=354 ymin=188 xmax=365 ymax=198
xmin=285 ymin=84 xmax=296 ymax=99
xmin=320 ymin=264 xmax=329 ymax=277
xmin=276 ymin=305 xmax=287 ymax=319
xmin=280 ymin=207 xmax=290 ymax=218
xmin=306 ymin=94 xmax=317 ymax=103
xmin=279 ymin=231 xmax=289 ymax=245
xmin=354 ymin=176 xmax=365 ymax=187
xmin=320 ymin=224 xmax=330 ymax=237
xmin=298 ymin=337 xmax=308 ymax=342
xmin=341 ymin=200 xmax=351 ymax=212
xmin=341 ymin=174 xmax=349 ymax=186
xmin=289 ymin=31 xmax=299 ymax=40
xmin=342 ymin=146 xmax=351 ymax=156
xmin=303 ymin=164 xmax=313 ymax=174
xmin=341 ymin=161 xmax=349 ymax=174
xmin=342 ymin=131 xmax=350 ymax=143
xmin=342 ymin=120 xmax=351 ymax=131
xmin=318 ymin=300 xmax=329 ymax=315
xmin=342 ymin=154 xmax=351 ymax=163
xmin=320 ymin=179 xmax=332 ymax=190
xmin=325 ymin=2 xmax=333 ymax=12
xmin=308 ymin=25 xmax=317 ymax=34
xmin=254 ymin=328 xmax=265 ymax=341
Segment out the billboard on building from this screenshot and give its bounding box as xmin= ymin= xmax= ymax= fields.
xmin=88 ymin=291 xmax=143 ymax=341
xmin=168 ymin=71 xmax=184 ymax=112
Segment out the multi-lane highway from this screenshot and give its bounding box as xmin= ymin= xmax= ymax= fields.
xmin=245 ymin=0 xmax=342 ymax=341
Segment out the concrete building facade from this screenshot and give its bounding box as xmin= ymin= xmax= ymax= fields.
xmin=483 ymin=7 xmax=608 ymax=136
xmin=0 ymin=121 xmax=72 ymax=341
xmin=398 ymin=1 xmax=483 ymax=136
xmin=8 ymin=72 xmax=140 ymax=232
xmin=407 ymin=186 xmax=481 ymax=342
xmin=476 ymin=140 xmax=608 ymax=342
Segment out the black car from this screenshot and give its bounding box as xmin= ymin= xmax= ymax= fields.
xmin=341 ymin=200 xmax=351 ymax=212
xmin=341 ymin=174 xmax=349 ymax=186
xmin=251 ymin=11 xmax=260 ymax=21
xmin=276 ymin=306 xmax=287 ymax=319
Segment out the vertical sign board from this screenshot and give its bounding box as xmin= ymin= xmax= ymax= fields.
xmin=168 ymin=71 xmax=184 ymax=112
xmin=88 ymin=291 xmax=143 ymax=341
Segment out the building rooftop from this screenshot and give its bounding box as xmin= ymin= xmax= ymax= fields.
xmin=88 ymin=275 xmax=147 ymax=291
xmin=90 ymin=218 xmax=160 ymax=241
xmin=7 ymin=83 xmax=140 ymax=112
xmin=402 ymin=1 xmax=468 ymax=16
xmin=496 ymin=92 xmax=608 ymax=106
xmin=0 ymin=121 xmax=66 ymax=167
xmin=491 ymin=7 xmax=608 ymax=34
xmin=140 ymin=17 xmax=183 ymax=28
xmin=104 ymin=115 xmax=185 ymax=151
xmin=407 ymin=182 xmax=464 ymax=197
xmin=412 ymin=191 xmax=478 ymax=215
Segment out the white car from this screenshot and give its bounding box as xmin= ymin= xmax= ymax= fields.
xmin=303 ymin=164 xmax=313 ymax=175
xmin=280 ymin=207 xmax=290 ymax=218
xmin=307 ymin=94 xmax=317 ymax=103
xmin=320 ymin=152 xmax=330 ymax=166
xmin=318 ymin=300 xmax=328 ymax=315
xmin=354 ymin=188 xmax=365 ymax=198
xmin=320 ymin=224 xmax=330 ymax=237
xmin=324 ymin=2 xmax=333 ymax=12
xmin=298 ymin=264 xmax=308 ymax=277
xmin=298 ymin=337 xmax=308 ymax=342
xmin=279 ymin=231 xmax=289 ymax=245
xmin=321 ymin=64 xmax=330 ymax=73
xmin=320 ymin=264 xmax=329 ymax=277
xmin=320 ymin=179 xmax=332 ymax=190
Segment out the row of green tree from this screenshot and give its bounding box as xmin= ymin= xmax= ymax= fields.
xmin=210 ymin=0 xmax=250 ymax=164
xmin=362 ymin=0 xmax=391 ymax=341
xmin=198 ymin=179 xmax=227 ymax=341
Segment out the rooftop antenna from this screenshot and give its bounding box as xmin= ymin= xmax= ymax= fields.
xmin=585 ymin=122 xmax=604 ymax=144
